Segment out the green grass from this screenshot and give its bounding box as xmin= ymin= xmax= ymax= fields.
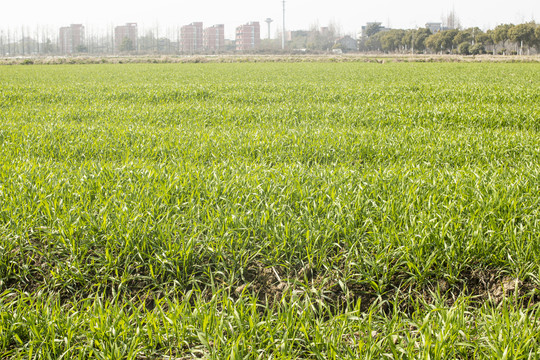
xmin=1 ymin=62 xmax=540 ymax=359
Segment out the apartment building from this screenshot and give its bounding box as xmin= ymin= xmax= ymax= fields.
xmin=59 ymin=24 xmax=85 ymax=54
xmin=181 ymin=22 xmax=203 ymax=53
xmin=204 ymin=24 xmax=225 ymax=51
xmin=115 ymin=23 xmax=138 ymax=52
xmin=235 ymin=22 xmax=260 ymax=51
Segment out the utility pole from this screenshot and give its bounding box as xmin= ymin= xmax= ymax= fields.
xmin=282 ymin=0 xmax=286 ymax=50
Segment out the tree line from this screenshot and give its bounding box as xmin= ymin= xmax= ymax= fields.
xmin=360 ymin=22 xmax=540 ymax=55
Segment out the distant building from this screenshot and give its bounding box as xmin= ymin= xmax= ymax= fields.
xmin=236 ymin=22 xmax=260 ymax=51
xmin=335 ymin=35 xmax=358 ymax=52
xmin=223 ymin=38 xmax=236 ymax=52
xmin=286 ymin=30 xmax=309 ymax=42
xmin=204 ymin=24 xmax=225 ymax=51
xmin=115 ymin=23 xmax=138 ymax=52
xmin=181 ymin=22 xmax=203 ymax=53
xmin=59 ymin=24 xmax=85 ymax=54
xmin=425 ymin=23 xmax=452 ymax=33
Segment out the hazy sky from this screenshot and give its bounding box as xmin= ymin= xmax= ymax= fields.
xmin=1 ymin=0 xmax=538 ymax=38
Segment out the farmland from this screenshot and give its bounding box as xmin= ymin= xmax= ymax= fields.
xmin=1 ymin=62 xmax=540 ymax=358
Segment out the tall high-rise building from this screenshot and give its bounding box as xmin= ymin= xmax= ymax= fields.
xmin=204 ymin=24 xmax=224 ymax=51
xmin=235 ymin=22 xmax=260 ymax=51
xmin=59 ymin=24 xmax=85 ymax=54
xmin=115 ymin=23 xmax=138 ymax=52
xmin=181 ymin=22 xmax=203 ymax=53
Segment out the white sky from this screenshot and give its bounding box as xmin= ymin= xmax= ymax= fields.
xmin=0 ymin=0 xmax=538 ymax=39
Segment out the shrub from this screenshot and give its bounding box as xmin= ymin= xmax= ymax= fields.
xmin=470 ymin=44 xmax=486 ymax=55
xmin=458 ymin=42 xmax=470 ymax=55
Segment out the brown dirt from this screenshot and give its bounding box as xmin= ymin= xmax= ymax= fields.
xmin=3 ymin=232 xmax=539 ymax=313
xmin=228 ymin=262 xmax=539 ymax=314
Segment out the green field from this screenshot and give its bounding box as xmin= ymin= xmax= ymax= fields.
xmin=1 ymin=62 xmax=540 ymax=359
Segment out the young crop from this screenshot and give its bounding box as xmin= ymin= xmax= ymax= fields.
xmin=0 ymin=62 xmax=539 ymax=359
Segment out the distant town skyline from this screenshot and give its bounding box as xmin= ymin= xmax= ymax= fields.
xmin=1 ymin=0 xmax=538 ymax=39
